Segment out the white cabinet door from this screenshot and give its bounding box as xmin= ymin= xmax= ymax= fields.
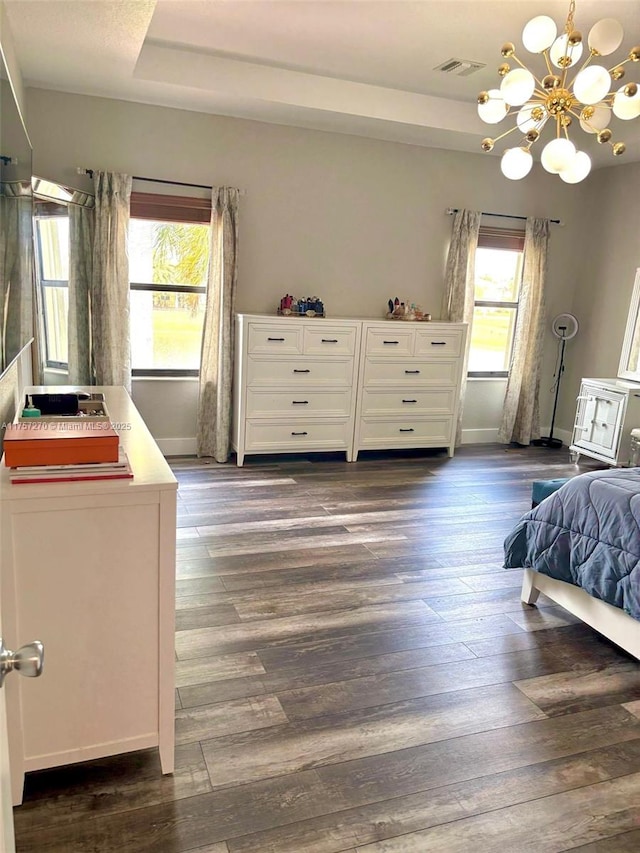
xmin=0 ymin=608 xmax=16 ymax=853
xmin=575 ymin=388 xmax=625 ymax=458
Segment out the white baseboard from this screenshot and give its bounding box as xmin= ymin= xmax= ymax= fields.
xmin=461 ymin=426 xmax=573 ymax=447
xmin=461 ymin=428 xmax=499 ymax=444
xmin=155 ymin=437 xmax=197 ymax=457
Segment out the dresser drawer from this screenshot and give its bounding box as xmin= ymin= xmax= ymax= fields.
xmin=247 ymin=357 xmax=354 ymax=387
xmin=247 ymin=324 xmax=303 ymax=354
xmin=415 ymin=328 xmax=464 ymax=358
xmin=304 ymin=326 xmax=357 ymax=355
xmin=365 ymin=327 xmax=414 ymax=357
xmin=246 ymin=389 xmax=352 ymax=418
xmin=363 ymin=358 xmax=460 ymax=387
xmin=245 ymin=419 xmax=352 ymax=452
xmin=360 ymin=388 xmax=456 ymax=416
xmin=358 ymin=417 xmax=453 ymax=446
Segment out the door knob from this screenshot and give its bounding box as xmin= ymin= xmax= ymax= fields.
xmin=0 ymin=637 xmax=44 ymax=687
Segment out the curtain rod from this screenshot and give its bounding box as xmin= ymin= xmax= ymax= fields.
xmin=445 ymin=207 xmax=563 ymax=226
xmin=77 ymin=168 xmax=245 ymax=195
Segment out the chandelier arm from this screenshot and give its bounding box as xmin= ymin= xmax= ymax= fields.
xmin=509 ymin=53 xmax=546 ymax=89
xmin=608 ymin=56 xmax=633 ymax=72
xmin=567 ymin=106 xmax=596 ymax=131
xmin=543 ymin=50 xmax=554 ymax=77
xmin=490 ymin=124 xmax=524 ymax=145
xmin=577 ymin=51 xmax=596 ymax=76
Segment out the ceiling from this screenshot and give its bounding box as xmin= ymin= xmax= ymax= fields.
xmin=5 ymin=0 xmax=640 ymax=167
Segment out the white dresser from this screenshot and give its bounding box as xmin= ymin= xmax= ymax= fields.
xmin=353 ymin=321 xmax=467 ymax=461
xmin=233 ymin=314 xmax=362 ymax=465
xmin=570 ymin=377 xmax=640 ymax=466
xmin=233 ymin=315 xmax=467 ymax=465
xmin=0 ymin=386 xmax=177 ymax=804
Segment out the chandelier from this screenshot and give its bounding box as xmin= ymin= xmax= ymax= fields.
xmin=477 ymin=0 xmax=640 ymax=182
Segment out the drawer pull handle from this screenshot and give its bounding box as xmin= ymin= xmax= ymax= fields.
xmin=402 ymin=399 xmax=418 ymax=403
xmin=430 ymin=341 xmax=447 ymax=346
xmin=291 ymin=431 xmax=308 ymax=436
xmin=322 ymin=338 xmax=338 ymax=343
xmin=293 ymin=369 xmax=311 ymax=373
xmin=405 ymin=370 xmax=420 ymax=374
xmin=399 ymin=428 xmax=415 ymax=432
xmin=292 ymin=400 xmax=309 ymax=405
xmin=383 ymin=340 xmax=399 ymax=345
xmin=267 ymin=337 xmax=285 ymax=341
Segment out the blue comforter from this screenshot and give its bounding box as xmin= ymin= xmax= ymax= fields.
xmin=504 ymin=469 xmax=640 ymax=620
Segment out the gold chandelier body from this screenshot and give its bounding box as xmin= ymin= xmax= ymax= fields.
xmin=477 ymin=0 xmax=640 ymax=182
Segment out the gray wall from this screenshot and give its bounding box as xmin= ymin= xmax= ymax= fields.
xmin=26 ymin=86 xmax=633 ymax=451
xmin=557 ymin=161 xmax=640 ymax=439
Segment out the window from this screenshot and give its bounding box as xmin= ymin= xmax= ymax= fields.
xmin=467 ymin=227 xmax=525 ymax=377
xmin=35 ymin=205 xmax=69 ymax=368
xmin=129 ymin=192 xmax=211 ymax=377
xmin=36 ymin=191 xmax=212 ymax=375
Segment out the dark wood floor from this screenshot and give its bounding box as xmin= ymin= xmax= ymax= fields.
xmin=13 ymin=444 xmax=640 ymax=852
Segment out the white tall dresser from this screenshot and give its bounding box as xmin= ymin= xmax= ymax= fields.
xmin=353 ymin=321 xmax=467 ymax=461
xmin=233 ymin=314 xmax=361 ymax=465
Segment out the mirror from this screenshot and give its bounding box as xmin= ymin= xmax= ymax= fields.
xmin=0 ymin=52 xmax=34 ymax=372
xmin=618 ymin=268 xmax=640 ymax=382
xmin=32 ymin=176 xmax=94 ymax=376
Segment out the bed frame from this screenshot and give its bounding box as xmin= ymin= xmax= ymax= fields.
xmin=522 ymin=569 xmax=640 ymax=661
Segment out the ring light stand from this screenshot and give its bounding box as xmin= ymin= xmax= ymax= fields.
xmin=532 ymin=313 xmax=579 ymax=449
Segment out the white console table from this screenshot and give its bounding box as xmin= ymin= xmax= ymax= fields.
xmin=0 ymin=386 xmax=177 ymax=804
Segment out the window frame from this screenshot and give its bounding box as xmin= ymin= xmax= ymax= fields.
xmin=34 ymin=210 xmax=70 ymax=370
xmin=467 ymin=227 xmax=525 ymax=379
xmin=129 ymin=193 xmax=211 ymax=378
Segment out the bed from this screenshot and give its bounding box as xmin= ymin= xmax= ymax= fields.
xmin=504 ymin=468 xmax=640 ymax=660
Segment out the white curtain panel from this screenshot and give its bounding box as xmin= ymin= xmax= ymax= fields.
xmin=442 ymin=209 xmax=481 ymax=446
xmin=91 ymin=172 xmax=132 ymax=390
xmin=197 ymin=187 xmax=240 ymax=462
xmin=498 ymin=217 xmax=551 ymax=445
xmin=68 ymin=191 xmax=95 ymax=385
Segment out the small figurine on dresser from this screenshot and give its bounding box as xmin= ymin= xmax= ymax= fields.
xmin=386 ymin=297 xmax=431 ymax=321
xmin=278 ymin=294 xmax=325 ymax=317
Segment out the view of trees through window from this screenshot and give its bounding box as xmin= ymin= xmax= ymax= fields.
xmin=130 ymin=219 xmax=210 ymax=374
xmin=36 ymin=216 xmax=210 ymax=374
xmin=468 ymin=246 xmax=523 ymax=375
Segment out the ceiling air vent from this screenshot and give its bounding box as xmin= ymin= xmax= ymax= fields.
xmin=434 ymin=58 xmax=486 ymax=77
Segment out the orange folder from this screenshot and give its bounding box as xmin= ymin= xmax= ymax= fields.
xmin=3 ymin=422 xmax=120 ymax=467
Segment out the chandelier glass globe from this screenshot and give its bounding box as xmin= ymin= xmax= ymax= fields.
xmin=501 ymin=147 xmax=534 ymax=179
xmin=522 ymin=16 xmax=557 ymax=53
xmin=477 ymin=89 xmax=508 ymax=123
xmin=573 ymin=66 xmax=612 ymax=105
xmin=613 ymin=84 xmax=640 ymax=120
xmin=500 ymin=69 xmax=536 ymax=105
xmin=477 ymin=1 xmax=640 ymax=183
xmin=588 ymin=18 xmax=624 ymax=55
xmin=559 ymin=150 xmax=592 ymax=183
xmin=550 ymin=33 xmax=584 ymax=69
xmin=579 ymin=102 xmax=611 ymax=133
xmin=541 ymin=138 xmax=576 ymax=173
